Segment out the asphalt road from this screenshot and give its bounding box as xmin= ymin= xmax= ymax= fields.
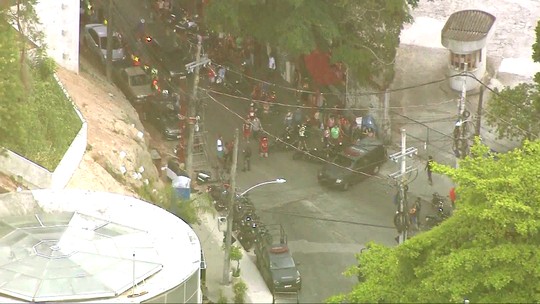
xmin=100 ymin=1 xmax=400 ymax=301
xmin=201 ymin=87 xmax=398 ymax=302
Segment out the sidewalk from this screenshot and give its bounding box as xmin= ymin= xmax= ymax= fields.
xmin=191 ymin=201 xmax=273 ymax=304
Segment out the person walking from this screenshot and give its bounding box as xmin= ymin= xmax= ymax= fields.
xmin=425 ymin=155 xmax=434 ymax=185
xmin=242 ymin=143 xmax=252 ymax=172
xmin=449 ymin=187 xmax=456 ymax=209
xmin=251 ymin=116 xmax=262 ymax=140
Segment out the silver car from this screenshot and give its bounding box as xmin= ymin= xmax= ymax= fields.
xmin=83 ymin=24 xmax=125 ymax=64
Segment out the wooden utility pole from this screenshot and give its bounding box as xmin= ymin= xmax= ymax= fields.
xmin=475 ymin=86 xmax=484 ymax=137
xmin=185 ymin=36 xmax=202 ymax=177
xmin=222 ymin=128 xmax=239 ymax=285
xmin=105 ymin=0 xmax=113 ymax=82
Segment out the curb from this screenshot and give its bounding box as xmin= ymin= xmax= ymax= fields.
xmin=196 ymin=204 xmax=273 ymax=303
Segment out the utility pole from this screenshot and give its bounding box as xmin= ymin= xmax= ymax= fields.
xmin=105 ymin=0 xmax=113 ymax=82
xmin=222 ymin=128 xmax=239 ymax=285
xmin=389 ymin=129 xmax=417 ymax=244
xmin=185 ymin=36 xmax=202 ymax=178
xmin=475 ymin=86 xmax=484 ymax=137
xmin=382 ymin=89 xmax=391 ymax=144
xmin=454 ymin=63 xmax=469 ymax=167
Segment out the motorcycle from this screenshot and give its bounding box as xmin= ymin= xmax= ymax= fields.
xmin=424 ymin=207 xmax=450 ymax=229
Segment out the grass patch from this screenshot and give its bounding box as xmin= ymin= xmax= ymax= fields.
xmin=0 ymin=62 xmax=82 ymax=171
xmin=135 ymin=182 xmax=213 ymax=225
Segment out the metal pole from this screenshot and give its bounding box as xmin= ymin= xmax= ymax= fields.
xmin=222 ymin=128 xmax=239 ymax=285
xmin=131 ymin=252 xmax=135 ymax=296
xmin=398 ymin=128 xmax=407 ymax=244
xmin=186 ymin=36 xmax=202 ymax=178
xmin=105 ymin=0 xmax=113 ymax=82
xmin=475 ymin=86 xmax=484 ymax=137
xmin=383 ymin=89 xmax=391 ymax=143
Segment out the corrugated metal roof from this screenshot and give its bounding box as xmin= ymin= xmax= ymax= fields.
xmin=442 ymin=10 xmax=496 ymax=42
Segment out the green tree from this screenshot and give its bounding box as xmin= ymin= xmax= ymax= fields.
xmin=328 ymin=140 xmax=540 ymax=303
xmin=204 ymin=0 xmax=418 ymax=88
xmin=486 ymin=20 xmax=540 ymax=142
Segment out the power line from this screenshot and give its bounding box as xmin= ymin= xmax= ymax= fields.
xmin=259 ymin=209 xmax=395 ymax=229
xmin=202 ymin=87 xmax=457 ymax=111
xmin=204 ymin=91 xmax=390 ymax=181
xmin=209 ymin=58 xmax=462 ymax=97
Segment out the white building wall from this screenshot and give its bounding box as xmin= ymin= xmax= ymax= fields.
xmin=35 ymin=0 xmax=80 ymax=73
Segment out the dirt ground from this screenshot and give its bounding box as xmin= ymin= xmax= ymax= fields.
xmin=1 ymin=59 xmax=171 ymax=196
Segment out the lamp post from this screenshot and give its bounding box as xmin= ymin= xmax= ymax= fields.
xmin=222 ymin=178 xmax=287 ymax=285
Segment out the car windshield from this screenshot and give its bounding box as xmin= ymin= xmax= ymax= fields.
xmin=270 ymin=255 xmax=296 ymax=270
xmin=334 ymin=155 xmax=353 ymax=168
xmin=99 ymin=36 xmax=122 ymax=49
xmin=130 ymin=74 xmax=150 ymax=86
xmin=162 ymin=112 xmax=179 ymax=123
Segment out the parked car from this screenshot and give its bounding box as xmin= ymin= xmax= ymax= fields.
xmin=147 ymin=36 xmax=193 ymax=80
xmin=255 ymin=225 xmax=301 ymax=293
xmin=142 ymin=96 xmax=182 ymax=140
xmin=317 ymin=137 xmax=387 ymax=191
xmin=83 ymin=23 xmax=125 ymax=65
xmin=112 ymin=64 xmax=153 ymax=104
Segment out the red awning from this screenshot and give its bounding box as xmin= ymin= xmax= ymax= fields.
xmin=303 ymin=50 xmax=343 ymax=86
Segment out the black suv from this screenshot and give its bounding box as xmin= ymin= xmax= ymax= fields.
xmin=317 ymin=137 xmax=387 ymax=191
xmin=142 ymin=95 xmax=183 ymax=140
xmin=255 ymin=225 xmax=301 ymax=293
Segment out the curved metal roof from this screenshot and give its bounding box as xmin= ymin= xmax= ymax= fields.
xmin=0 ymin=211 xmax=162 ymax=302
xmin=442 ymin=10 xmax=496 ymax=42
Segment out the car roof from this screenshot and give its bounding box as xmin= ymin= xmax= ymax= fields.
xmin=85 ymin=24 xmax=108 ymax=37
xmin=342 ymin=138 xmax=384 ymax=159
xmin=124 ymin=66 xmax=147 ymax=76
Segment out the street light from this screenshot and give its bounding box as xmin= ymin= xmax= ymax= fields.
xmin=239 ymin=178 xmax=287 ymax=196
xmin=222 ymin=178 xmax=287 ymax=285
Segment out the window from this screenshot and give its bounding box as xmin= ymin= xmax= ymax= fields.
xmin=89 ymin=30 xmax=98 ymax=45
xmin=450 ymin=50 xmax=480 ymax=70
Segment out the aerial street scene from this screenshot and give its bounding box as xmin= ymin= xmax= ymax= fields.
xmin=0 ymin=0 xmax=539 ymax=303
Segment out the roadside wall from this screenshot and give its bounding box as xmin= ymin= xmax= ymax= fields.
xmin=0 ymin=74 xmax=87 ymax=190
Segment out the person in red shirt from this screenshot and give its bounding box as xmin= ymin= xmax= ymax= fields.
xmin=259 ymin=136 xmax=269 ymax=158
xmin=449 ymin=187 xmax=456 ymax=208
xmin=243 ymin=118 xmax=252 ymax=142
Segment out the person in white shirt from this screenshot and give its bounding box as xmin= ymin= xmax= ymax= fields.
xmin=216 ymin=135 xmax=224 ymax=164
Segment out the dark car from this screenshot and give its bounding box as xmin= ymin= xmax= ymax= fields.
xmin=255 ymin=225 xmax=301 ymax=293
xmin=147 ymin=35 xmax=193 ymax=80
xmin=142 ymin=96 xmax=182 ymax=140
xmin=317 ymin=137 xmax=387 ymax=191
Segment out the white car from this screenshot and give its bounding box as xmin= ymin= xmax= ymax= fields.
xmin=83 ymin=23 xmax=125 ymax=64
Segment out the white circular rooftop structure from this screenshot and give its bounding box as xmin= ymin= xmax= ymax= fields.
xmin=0 ymin=190 xmax=202 ymax=303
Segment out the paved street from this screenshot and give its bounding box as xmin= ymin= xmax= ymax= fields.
xmin=105 ymin=1 xmax=456 ymax=302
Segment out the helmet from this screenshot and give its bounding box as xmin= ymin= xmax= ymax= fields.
xmin=140 ymin=18 xmax=145 ymax=24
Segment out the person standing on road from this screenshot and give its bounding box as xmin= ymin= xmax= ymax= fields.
xmin=242 ymin=118 xmax=252 ymax=142
xmin=216 ymin=135 xmax=224 ymax=166
xmin=412 ymin=197 xmax=422 ymax=229
xmin=242 ymin=143 xmax=252 ymax=172
xmin=449 ymin=187 xmax=456 ymax=208
xmin=259 ymin=136 xmax=269 ymax=158
xmin=251 ymin=116 xmax=262 ymax=140
xmin=425 ymin=155 xmax=434 ymax=185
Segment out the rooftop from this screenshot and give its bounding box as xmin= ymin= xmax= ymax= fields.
xmin=441 ymin=10 xmax=496 ymax=42
xmin=0 ymin=190 xmax=201 ymax=303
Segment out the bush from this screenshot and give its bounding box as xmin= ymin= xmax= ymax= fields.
xmin=233 ymin=280 xmax=247 ymax=304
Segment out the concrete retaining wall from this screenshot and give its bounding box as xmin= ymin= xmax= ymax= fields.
xmin=0 ymin=73 xmax=87 ymax=189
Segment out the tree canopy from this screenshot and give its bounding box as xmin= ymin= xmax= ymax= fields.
xmin=486 ymin=20 xmax=540 ymax=142
xmin=204 ymin=0 xmax=418 ymax=88
xmin=328 ymin=140 xmax=540 ymax=303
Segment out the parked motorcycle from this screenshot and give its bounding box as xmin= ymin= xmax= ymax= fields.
xmin=424 ymin=207 xmax=450 ymax=229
